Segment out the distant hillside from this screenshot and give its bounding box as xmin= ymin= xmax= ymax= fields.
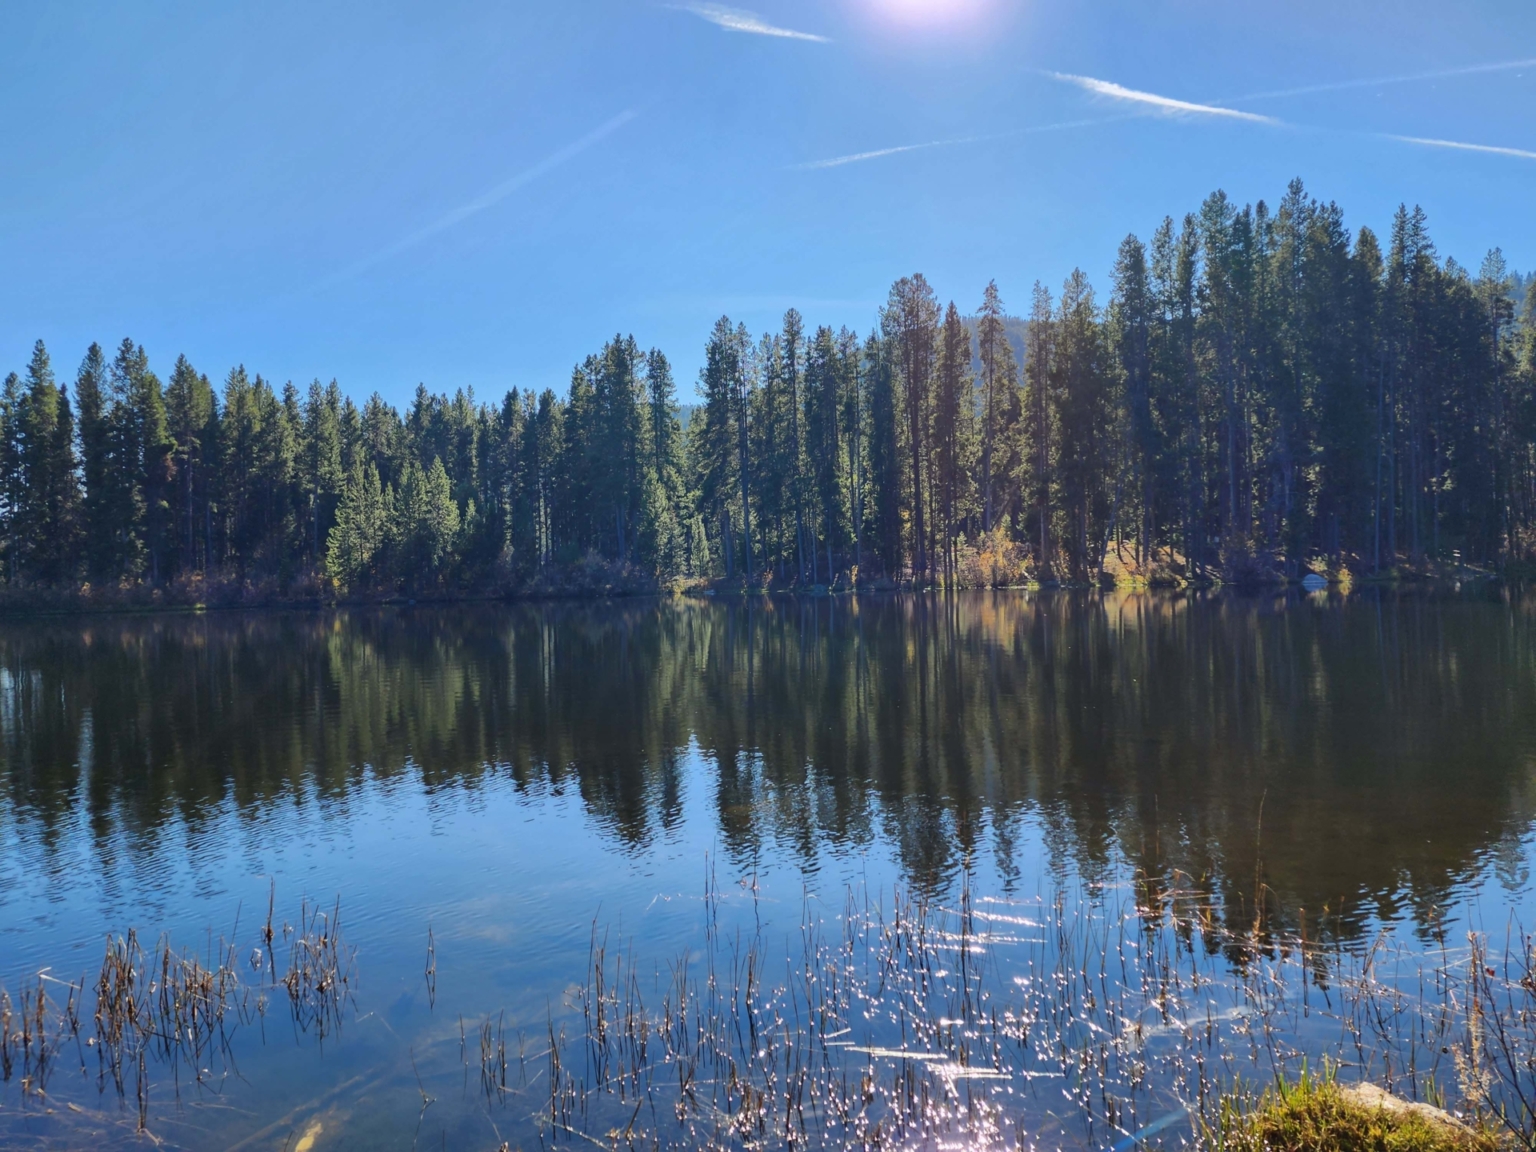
xmin=962 ymin=315 xmax=1032 ymax=379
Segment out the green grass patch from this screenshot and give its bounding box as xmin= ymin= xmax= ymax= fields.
xmin=1210 ymin=1073 xmax=1507 ymax=1152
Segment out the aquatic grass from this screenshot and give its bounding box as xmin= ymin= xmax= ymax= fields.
xmin=0 ymin=891 xmax=356 ymax=1137
xmin=11 ymin=874 xmax=1536 ymax=1151
xmin=0 ymin=970 xmax=83 ymax=1099
xmin=91 ymin=924 xmax=253 ymax=1108
xmin=443 ymin=874 xmax=1536 ymax=1151
xmin=278 ymin=897 xmax=356 ymax=1040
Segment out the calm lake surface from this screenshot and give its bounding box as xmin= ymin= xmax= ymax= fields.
xmin=3 ymin=590 xmax=1535 ymax=1150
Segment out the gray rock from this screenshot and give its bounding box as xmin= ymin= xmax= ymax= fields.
xmin=1338 ymin=1082 xmax=1473 ymax=1136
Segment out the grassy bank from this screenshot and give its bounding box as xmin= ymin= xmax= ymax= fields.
xmin=1211 ymin=1073 xmax=1508 ymax=1152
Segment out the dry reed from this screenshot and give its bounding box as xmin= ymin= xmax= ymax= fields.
xmin=0 ymin=891 xmax=355 ymax=1136
xmin=456 ymin=873 xmax=1536 ymax=1152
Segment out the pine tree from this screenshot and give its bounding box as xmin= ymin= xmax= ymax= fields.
xmin=474 ymin=388 xmax=523 ymax=576
xmin=361 ymin=392 xmax=405 ymax=490
xmin=1111 ymin=238 xmax=1156 ymax=568
xmin=975 ymin=282 xmax=1010 ymax=535
xmin=275 ymin=382 xmax=304 ymax=571
xmin=865 ymin=332 xmax=903 ymax=577
xmin=591 ymin=336 xmax=644 ymax=561
xmin=393 ymin=458 xmax=450 ymax=587
xmin=1024 ymin=282 xmax=1055 ymax=574
xmin=108 ymin=340 xmax=154 ymax=579
xmin=780 ymin=309 xmax=809 ymax=582
xmin=646 ymin=349 xmax=682 ymax=498
xmin=526 ymin=390 xmax=564 ymax=568
xmin=165 ymin=355 xmax=216 ymax=575
xmin=0 ymin=372 xmax=24 ymax=582
xmin=933 ymin=303 xmax=974 ymax=580
xmin=692 ymin=317 xmax=752 ymax=580
xmin=804 ymin=325 xmax=846 ymax=582
xmin=638 ymin=467 xmax=681 ymax=582
xmin=220 ymin=366 xmax=258 ymax=570
xmin=301 ymin=379 xmax=345 ymax=570
xmin=419 ymin=457 xmax=462 ymax=580
xmin=837 ymin=328 xmax=866 ymax=577
xmin=326 ymin=461 xmax=392 ymax=589
xmin=752 ymin=334 xmax=786 ymax=578
xmin=1052 ymin=270 xmax=1113 ymax=578
xmin=73 ymin=344 xmax=114 ymax=582
xmin=883 ymin=275 xmax=939 ymax=580
xmin=17 ymin=341 xmax=83 ymax=584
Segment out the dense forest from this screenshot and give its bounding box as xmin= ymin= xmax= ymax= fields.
xmin=4 ymin=180 xmax=1534 ymax=600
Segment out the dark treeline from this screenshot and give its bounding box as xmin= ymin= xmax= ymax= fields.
xmin=5 ymin=181 xmax=1534 ymax=597
xmin=3 ymin=592 xmax=1536 ymax=940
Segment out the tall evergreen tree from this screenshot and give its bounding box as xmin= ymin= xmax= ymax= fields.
xmin=694 ymin=317 xmax=748 ymax=578
xmin=16 ymin=342 xmax=83 ymax=583
xmin=165 ymin=355 xmax=216 ymax=575
xmin=804 ymin=325 xmax=846 ymax=582
xmin=1024 ymin=282 xmax=1055 ymax=573
xmin=0 ymin=372 xmax=24 ymax=581
xmin=975 ymin=282 xmax=1011 ymax=535
xmin=837 ymin=328 xmax=867 ymax=575
xmin=1111 ymin=238 xmax=1156 ymax=567
xmin=646 ymin=349 xmax=681 ymax=498
xmin=1052 ymin=271 xmax=1114 ymax=578
xmin=883 ymin=275 xmax=939 ymax=580
xmin=107 ymin=340 xmax=160 ymax=579
xmin=300 ymin=379 xmax=344 ymax=569
xmin=933 ymin=303 xmax=974 ymax=580
xmin=780 ymin=309 xmax=809 ymax=582
xmin=326 ymin=461 xmax=392 ymax=589
xmin=72 ymin=344 xmax=114 ymax=582
xmin=865 ymin=332 xmax=903 ymax=577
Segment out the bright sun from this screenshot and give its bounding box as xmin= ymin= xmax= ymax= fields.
xmin=867 ymin=0 xmax=994 ymax=27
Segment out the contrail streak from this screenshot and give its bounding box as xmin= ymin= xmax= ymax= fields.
xmin=325 ymin=111 xmax=638 ymax=285
xmin=795 ymin=139 xmax=976 ymax=170
xmin=1386 ymin=134 xmax=1536 ymax=161
xmin=673 ymin=3 xmax=829 ymax=42
xmin=793 ymin=117 xmax=1119 ymax=170
xmin=1229 ymin=57 xmax=1536 ymax=102
xmin=797 ymin=65 xmax=1535 ymax=174
xmin=1044 ymin=72 xmax=1278 ymax=123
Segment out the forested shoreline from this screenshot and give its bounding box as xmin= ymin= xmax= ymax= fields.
xmin=3 ymin=180 xmax=1534 ymax=606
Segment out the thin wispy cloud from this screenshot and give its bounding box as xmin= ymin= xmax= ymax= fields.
xmin=1045 ymin=71 xmax=1278 ymax=124
xmin=794 ymin=117 xmax=1117 ymax=170
xmin=1386 ymin=134 xmax=1536 ymax=161
xmin=323 ymin=111 xmax=638 ymax=287
xmin=1230 ymin=57 xmax=1536 ymax=103
xmin=796 ymin=139 xmax=975 ymax=170
xmin=673 ymin=3 xmax=829 ymax=42
xmin=797 ymin=66 xmax=1535 ymax=175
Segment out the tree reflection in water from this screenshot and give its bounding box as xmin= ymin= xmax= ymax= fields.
xmin=2 ymin=589 xmax=1533 ymax=945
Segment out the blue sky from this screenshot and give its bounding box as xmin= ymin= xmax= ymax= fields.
xmin=2 ymin=0 xmax=1532 ymax=407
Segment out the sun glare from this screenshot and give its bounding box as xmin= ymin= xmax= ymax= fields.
xmin=866 ymin=0 xmax=995 ymax=28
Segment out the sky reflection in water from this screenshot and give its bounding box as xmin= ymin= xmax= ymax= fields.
xmin=1 ymin=590 xmax=1534 ymax=1147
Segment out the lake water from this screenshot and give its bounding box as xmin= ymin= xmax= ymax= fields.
xmin=3 ymin=590 xmax=1535 ymax=1150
